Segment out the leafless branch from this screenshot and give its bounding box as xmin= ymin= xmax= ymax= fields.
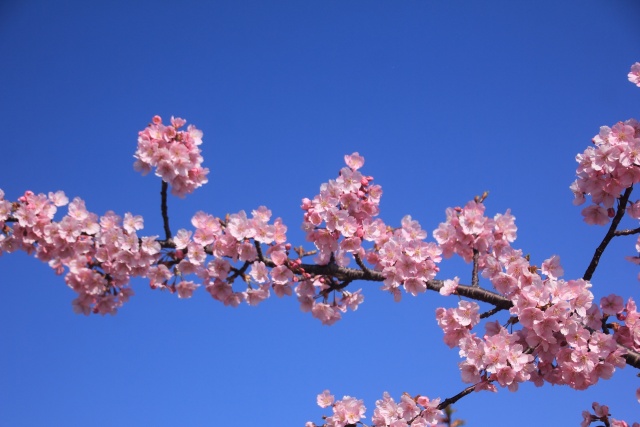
xmin=161 ymin=181 xmax=172 ymax=241
xmin=583 ymin=187 xmax=633 ymax=281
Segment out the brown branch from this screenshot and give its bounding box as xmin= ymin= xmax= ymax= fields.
xmin=228 ymin=261 xmax=251 ymax=283
xmin=620 ymin=343 xmax=640 ymax=369
xmin=437 ymin=383 xmax=479 ymax=410
xmin=254 ymin=240 xmax=265 ymax=262
xmin=272 ymin=261 xmax=515 ymax=310
xmin=479 ymin=306 xmax=503 ymax=319
xmin=353 ymin=253 xmax=377 ymax=280
xmin=614 ymin=227 xmax=640 ymax=236
xmin=161 ymin=181 xmax=172 ymax=241
xmin=471 ymin=249 xmax=479 ymax=287
xmin=583 ymin=187 xmax=633 ymax=281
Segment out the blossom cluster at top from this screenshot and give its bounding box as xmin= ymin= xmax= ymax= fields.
xmin=571 ymin=117 xmax=640 ymax=225
xmin=134 ymin=115 xmax=209 ymax=197
xmin=571 ymin=63 xmax=640 ymax=225
xmin=433 ymin=200 xmax=516 ymax=262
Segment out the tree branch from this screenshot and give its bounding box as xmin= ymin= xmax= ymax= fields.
xmin=621 ymin=343 xmax=640 ymax=369
xmin=353 ymin=253 xmax=377 ymax=280
xmin=161 ymin=181 xmax=172 ymax=242
xmin=614 ymin=226 xmax=640 ymax=236
xmin=437 ymin=383 xmax=480 ymax=410
xmin=479 ymin=306 xmax=503 ymax=319
xmin=471 ymin=249 xmax=479 ymax=287
xmin=583 ymin=187 xmax=633 ymax=281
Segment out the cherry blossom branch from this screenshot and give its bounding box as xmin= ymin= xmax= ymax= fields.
xmin=583 ymin=187 xmax=633 ymax=281
xmin=285 ymin=262 xmax=640 ymax=369
xmin=161 ymin=181 xmax=172 ymax=242
xmin=151 ymin=237 xmax=640 ymax=369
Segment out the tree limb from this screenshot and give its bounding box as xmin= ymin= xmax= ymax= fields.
xmin=583 ymin=187 xmax=633 ymax=281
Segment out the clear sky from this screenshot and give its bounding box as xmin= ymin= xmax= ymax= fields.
xmin=1 ymin=1 xmax=639 ymax=426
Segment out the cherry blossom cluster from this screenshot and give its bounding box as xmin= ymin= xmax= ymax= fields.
xmin=0 ymin=189 xmax=157 ymax=315
xmin=152 ymin=206 xmax=290 ymax=307
xmin=364 ymin=214 xmax=442 ymax=301
xmin=434 ymin=201 xmax=634 ymax=391
xmin=301 ymin=153 xmax=442 ymax=306
xmin=0 ymin=185 xmax=301 ymax=314
xmin=134 ymin=115 xmax=209 ymax=197
xmin=571 ymin=117 xmax=640 ymax=225
xmin=2 ymin=143 xmax=444 ymax=325
xmin=612 ymin=297 xmax=640 ymax=360
xmin=571 ymin=65 xmax=640 ymax=226
xmin=581 ymin=401 xmax=638 ymax=427
xmin=308 ymin=390 xmax=443 ymax=427
xmin=433 ymin=199 xmax=516 ymax=262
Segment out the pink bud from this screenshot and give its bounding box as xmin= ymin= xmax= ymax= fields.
xmin=607 ymin=208 xmax=615 ymax=218
xmin=416 ymin=396 xmax=430 ymax=406
xmin=301 ymin=198 xmax=312 ymax=210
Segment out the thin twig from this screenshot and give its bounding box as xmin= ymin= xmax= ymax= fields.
xmin=437 ymin=383 xmax=480 ymax=410
xmin=353 ymin=253 xmax=377 ymax=280
xmin=479 ymin=306 xmax=503 ymax=319
xmin=227 ymin=261 xmax=251 ymax=283
xmin=614 ymin=226 xmax=640 ymax=236
xmin=161 ymin=181 xmax=172 ymax=241
xmin=471 ymin=249 xmax=479 ymax=287
xmin=254 ymin=240 xmax=265 ymax=262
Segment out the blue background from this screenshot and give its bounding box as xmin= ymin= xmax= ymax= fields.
xmin=1 ymin=1 xmax=639 ymax=425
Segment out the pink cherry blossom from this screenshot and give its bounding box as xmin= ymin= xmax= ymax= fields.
xmin=600 ymin=294 xmax=624 ymax=316
xmin=581 ymin=205 xmax=610 ymax=225
xmin=317 ymin=390 xmax=335 ymax=408
xmin=344 ymin=152 xmax=364 ymax=170
xmin=629 ymin=62 xmax=640 ymax=87
xmin=134 ymin=116 xmax=209 ymax=197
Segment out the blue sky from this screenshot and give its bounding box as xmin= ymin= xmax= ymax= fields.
xmin=1 ymin=1 xmax=639 ymax=425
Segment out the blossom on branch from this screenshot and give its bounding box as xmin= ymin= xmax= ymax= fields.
xmin=134 ymin=115 xmax=209 ymax=197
